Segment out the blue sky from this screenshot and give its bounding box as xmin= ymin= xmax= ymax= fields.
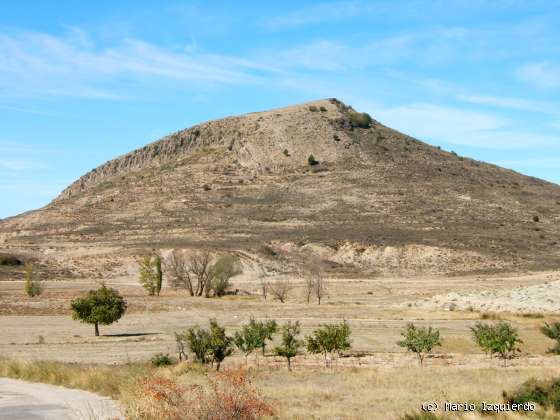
xmin=1 ymin=1 xmax=559 ymax=218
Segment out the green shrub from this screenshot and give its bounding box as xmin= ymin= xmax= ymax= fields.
xmin=308 ymin=155 xmax=319 ymax=166
xmin=348 ymin=111 xmax=372 ymax=128
xmin=283 ymin=149 xmax=290 ymax=157
xmin=308 ymin=105 xmax=318 ymax=112
xmin=184 ymin=319 xmax=233 ymax=371
xmin=541 ymin=322 xmax=560 ymax=354
xmin=150 ymin=353 xmax=176 ymax=367
xmin=319 ymin=106 xmax=327 ymax=112
xmin=504 ymin=377 xmax=560 ymax=411
xmin=138 ymin=255 xmax=162 ymax=296
xmin=210 ymin=255 xmax=241 ymax=297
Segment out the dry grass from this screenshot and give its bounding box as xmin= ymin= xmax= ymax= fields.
xmin=3 ymin=358 xmax=560 ymax=419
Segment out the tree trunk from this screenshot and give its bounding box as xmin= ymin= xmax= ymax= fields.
xmin=287 ymin=357 xmax=292 ymax=371
xmin=216 ymin=361 xmax=221 ymax=371
xmin=94 ymin=322 xmax=99 ymax=337
xmin=262 ymin=345 xmax=266 ymax=356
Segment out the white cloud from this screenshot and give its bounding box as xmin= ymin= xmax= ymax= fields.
xmin=457 ymin=94 xmax=558 ymax=114
xmin=0 ymin=159 xmax=46 ymax=171
xmin=516 ymin=62 xmax=560 ymax=89
xmin=367 ymin=103 xmax=558 ymax=149
xmin=0 ymin=31 xmax=267 ymax=99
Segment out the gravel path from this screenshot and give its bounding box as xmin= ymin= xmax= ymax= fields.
xmin=0 ymin=378 xmax=122 ymax=419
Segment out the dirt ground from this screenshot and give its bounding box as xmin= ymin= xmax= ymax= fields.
xmin=1 ymin=271 xmax=558 ymax=365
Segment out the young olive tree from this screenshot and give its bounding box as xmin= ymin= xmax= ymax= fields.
xmin=185 ymin=319 xmax=233 ymax=371
xmin=274 ymin=321 xmax=302 ymax=371
xmin=234 ymin=324 xmax=259 ymax=365
xmin=306 ymin=321 xmax=351 ymax=368
xmin=397 ymin=323 xmax=442 ymax=367
xmin=70 ymin=283 xmax=127 ymax=336
xmin=471 ymin=321 xmax=523 ymax=366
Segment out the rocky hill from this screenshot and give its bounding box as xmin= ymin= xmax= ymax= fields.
xmin=1 ymin=98 xmax=559 ymax=280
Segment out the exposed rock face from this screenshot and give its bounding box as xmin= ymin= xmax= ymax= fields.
xmin=1 ymin=98 xmax=560 ymax=279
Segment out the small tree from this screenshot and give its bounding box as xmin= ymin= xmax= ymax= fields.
xmin=208 ymin=319 xmax=233 ymax=371
xmin=306 ymin=321 xmax=351 ymax=368
xmin=259 ymin=273 xmax=269 ymax=301
xmin=471 ymin=321 xmax=523 ymax=366
xmin=186 ymin=325 xmax=212 ymax=364
xmin=185 ymin=320 xmax=233 ymax=371
xmin=397 ymin=323 xmax=442 ymax=367
xmin=70 ymin=283 xmax=127 ymax=336
xmin=174 ymin=332 xmax=188 ymax=362
xmin=23 ymin=263 xmax=43 ymax=297
xmin=165 ymin=250 xmax=194 ymax=295
xmin=253 ymin=319 xmax=278 ymax=356
xmin=471 ymin=322 xmax=495 ymax=358
xmin=234 ymin=323 xmax=259 ymax=365
xmin=491 ymin=322 xmax=523 ymax=367
xmin=274 ymin=321 xmax=302 ymax=371
xmin=269 ymin=277 xmax=291 ymax=303
xmin=138 ymin=256 xmax=158 ymax=296
xmin=541 ymin=322 xmax=560 ymax=354
xmin=210 ymin=255 xmax=241 ymax=297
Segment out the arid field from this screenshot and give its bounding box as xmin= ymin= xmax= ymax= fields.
xmin=2 ymin=269 xmax=560 ymax=419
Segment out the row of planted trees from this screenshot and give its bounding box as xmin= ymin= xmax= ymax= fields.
xmin=173 ymin=318 xmax=351 ymax=371
xmin=68 ymin=284 xmax=560 ymax=366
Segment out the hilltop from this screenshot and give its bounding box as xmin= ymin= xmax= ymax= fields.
xmin=1 ymin=98 xmax=559 ymax=280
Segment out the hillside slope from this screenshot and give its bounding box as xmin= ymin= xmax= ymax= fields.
xmin=1 ymin=98 xmax=559 ymax=279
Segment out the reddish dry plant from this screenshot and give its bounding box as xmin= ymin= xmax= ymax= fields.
xmin=128 ymin=368 xmax=273 ymax=420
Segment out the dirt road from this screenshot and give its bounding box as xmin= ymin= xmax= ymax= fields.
xmin=0 ymin=378 xmax=122 ymax=419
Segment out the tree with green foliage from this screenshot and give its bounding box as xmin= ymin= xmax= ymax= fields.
xmin=397 ymin=323 xmax=442 ymax=367
xmin=185 ymin=319 xmax=233 ymax=371
xmin=23 ymin=262 xmax=43 ymax=297
xmin=208 ymin=319 xmax=233 ymax=371
xmin=253 ymin=319 xmax=277 ymax=357
xmin=186 ymin=325 xmax=212 ymax=364
xmin=541 ymin=322 xmax=560 ymax=354
xmin=70 ymin=283 xmax=127 ymax=336
xmin=306 ymin=321 xmax=352 ymax=368
xmin=490 ymin=322 xmax=523 ymax=367
xmin=138 ymin=256 xmax=157 ymax=296
xmin=234 ymin=324 xmax=259 ymax=365
xmin=470 ymin=322 xmax=495 ymax=358
xmin=210 ymin=255 xmax=241 ymax=297
xmin=274 ymin=321 xmax=302 ymax=371
xmin=138 ymin=255 xmax=163 ymax=296
xmin=470 ymin=321 xmax=523 ymax=366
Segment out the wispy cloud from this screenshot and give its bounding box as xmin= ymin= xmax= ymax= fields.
xmin=0 ymin=30 xmax=268 ymax=100
xmin=367 ymin=102 xmax=559 ymax=149
xmin=457 ymin=94 xmax=559 ymax=115
xmin=0 ymin=159 xmax=46 ymax=171
xmin=516 ymin=62 xmax=560 ymax=89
